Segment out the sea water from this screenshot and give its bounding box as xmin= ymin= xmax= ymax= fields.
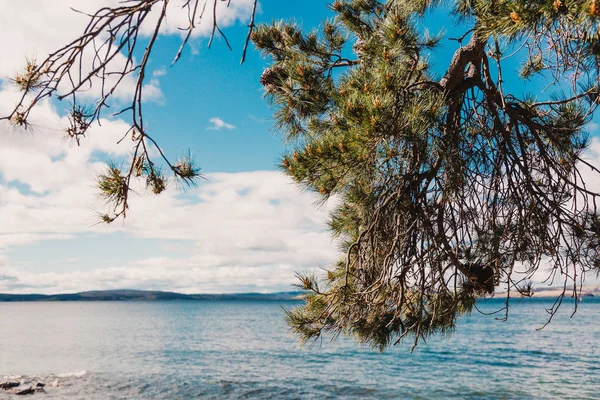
xmin=0 ymin=298 xmax=598 ymax=399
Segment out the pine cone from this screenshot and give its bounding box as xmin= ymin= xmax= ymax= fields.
xmin=260 ymin=65 xmax=288 ymax=93
xmin=353 ymin=38 xmax=366 ymax=57
xmin=510 ymin=11 xmax=521 ymax=23
xmin=553 ymin=0 xmax=566 ymax=13
xmin=590 ymin=0 xmax=600 ymax=16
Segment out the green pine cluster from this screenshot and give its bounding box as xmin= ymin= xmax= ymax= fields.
xmin=96 ymin=151 xmax=200 ymax=222
xmin=253 ymin=0 xmax=600 ymax=350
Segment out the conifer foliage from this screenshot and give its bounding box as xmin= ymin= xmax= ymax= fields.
xmin=252 ymin=0 xmax=600 ymax=350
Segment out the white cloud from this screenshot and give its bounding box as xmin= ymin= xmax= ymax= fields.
xmin=0 ymin=0 xmax=257 ymax=104
xmin=586 ymin=122 xmax=600 ymax=133
xmin=0 ymin=84 xmax=339 ymax=293
xmin=207 ymin=117 xmax=235 ymax=130
xmin=0 ymin=0 xmax=145 ymax=102
xmin=0 ymin=0 xmax=337 ymax=295
xmin=0 ymin=169 xmax=339 ymax=294
xmin=153 ymin=67 xmax=168 ymax=78
xmin=139 ymin=0 xmax=258 ymax=38
xmin=0 ymin=89 xmax=132 ymax=194
xmin=0 ymin=0 xmax=339 ymax=295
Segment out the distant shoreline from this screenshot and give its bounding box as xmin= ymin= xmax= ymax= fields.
xmin=0 ymin=287 xmax=597 ymax=302
xmin=0 ymin=289 xmax=303 ymax=302
xmin=495 ymin=287 xmax=598 ymax=299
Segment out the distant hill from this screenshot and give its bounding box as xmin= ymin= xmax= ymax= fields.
xmin=3 ymin=287 xmax=596 ymax=302
xmin=0 ymin=289 xmax=303 ymax=302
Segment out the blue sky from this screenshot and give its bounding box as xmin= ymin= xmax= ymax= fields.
xmin=0 ymin=0 xmax=599 ymax=294
xmin=141 ymin=0 xmax=338 ymax=173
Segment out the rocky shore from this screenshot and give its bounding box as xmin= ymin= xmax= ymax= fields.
xmin=0 ymin=381 xmax=55 ymax=396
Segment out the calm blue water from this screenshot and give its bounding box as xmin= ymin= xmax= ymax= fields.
xmin=0 ymin=298 xmax=598 ymax=399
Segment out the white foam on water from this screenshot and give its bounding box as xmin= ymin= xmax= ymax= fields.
xmin=56 ymin=371 xmax=88 ymax=378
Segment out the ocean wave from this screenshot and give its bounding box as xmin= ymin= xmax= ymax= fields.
xmin=56 ymin=370 xmax=88 ymax=378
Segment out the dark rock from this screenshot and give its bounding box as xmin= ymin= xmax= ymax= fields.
xmin=0 ymin=381 xmax=20 ymax=390
xmin=15 ymin=387 xmax=35 ymax=395
xmin=35 ymin=382 xmax=45 ymax=388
